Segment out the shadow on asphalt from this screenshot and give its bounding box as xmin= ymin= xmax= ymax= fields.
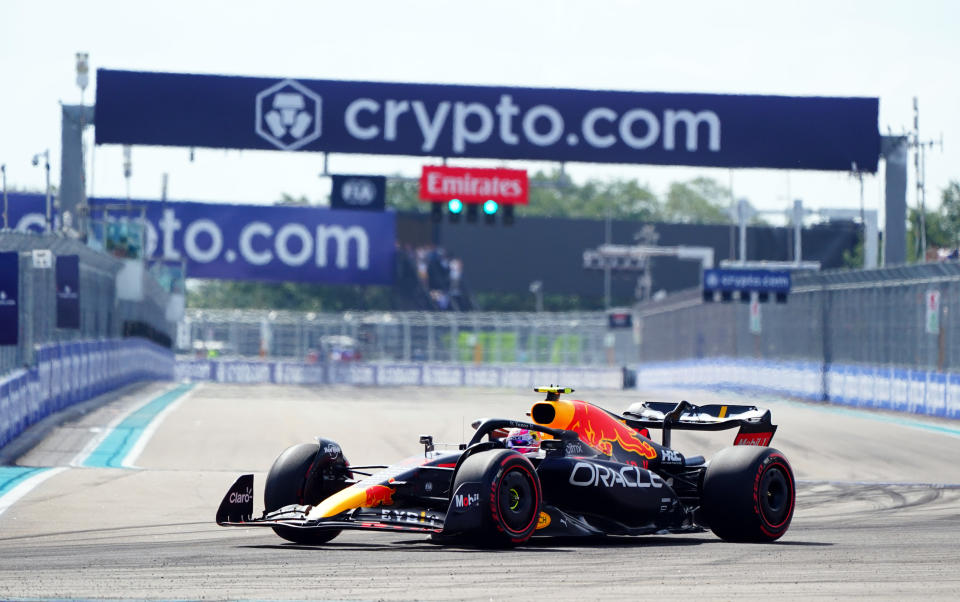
xmin=243 ymin=535 xmax=725 ymax=553
xmin=242 ymin=534 xmax=829 ymax=552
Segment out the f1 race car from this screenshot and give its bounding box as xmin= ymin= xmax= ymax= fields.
xmin=216 ymin=387 xmax=795 ymax=545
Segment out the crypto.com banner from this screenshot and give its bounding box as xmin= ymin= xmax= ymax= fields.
xmin=95 ymin=69 xmax=880 ymax=172
xmin=90 ymin=198 xmax=395 ymax=284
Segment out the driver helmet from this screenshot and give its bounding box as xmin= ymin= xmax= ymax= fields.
xmin=504 ymin=428 xmax=542 ymax=454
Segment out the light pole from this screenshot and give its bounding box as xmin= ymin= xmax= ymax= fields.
xmin=32 ymin=150 xmax=51 ymax=232
xmin=529 ymin=280 xmax=543 ymax=312
xmin=123 ymin=145 xmax=132 ymax=203
xmin=76 ymin=51 xmax=90 ymax=236
xmin=603 ymin=200 xmax=612 ymax=309
xmin=1 ymin=163 xmax=7 ymax=230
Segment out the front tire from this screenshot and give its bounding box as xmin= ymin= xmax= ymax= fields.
xmin=701 ymin=446 xmax=796 ymax=542
xmin=451 ymin=449 xmax=542 ymax=546
xmin=264 ymin=442 xmax=345 ymax=545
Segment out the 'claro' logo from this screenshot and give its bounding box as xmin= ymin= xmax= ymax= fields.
xmin=568 ymin=461 xmax=664 ymax=488
xmin=229 ymin=487 xmax=254 ymax=504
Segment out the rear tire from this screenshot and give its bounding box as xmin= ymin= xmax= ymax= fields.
xmin=452 ymin=449 xmax=542 ymax=546
xmin=701 ymin=446 xmax=795 ymax=542
xmin=264 ymin=442 xmax=344 ymax=545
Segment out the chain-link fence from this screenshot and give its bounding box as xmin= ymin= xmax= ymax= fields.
xmin=636 ymin=262 xmax=960 ymax=372
xmin=0 ymin=231 xmax=176 ymax=375
xmin=182 ymin=309 xmax=615 ymax=365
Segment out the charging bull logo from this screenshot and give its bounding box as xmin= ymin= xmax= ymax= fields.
xmin=363 ymin=485 xmax=396 ymax=508
xmin=573 ymin=404 xmax=657 ymax=461
xmin=535 ymin=399 xmax=657 ymax=461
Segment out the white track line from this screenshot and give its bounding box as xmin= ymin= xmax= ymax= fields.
xmin=0 ymin=467 xmax=68 ymax=517
xmin=69 ymin=382 xmax=181 ymax=468
xmin=121 ymin=382 xmax=202 ymax=468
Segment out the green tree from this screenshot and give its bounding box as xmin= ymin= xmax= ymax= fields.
xmin=941 ymin=180 xmax=960 ymax=247
xmin=904 ymin=181 xmax=960 ymax=262
xmin=907 ymin=208 xmax=954 ymax=262
xmin=520 ymin=170 xmax=660 ymax=221
xmin=662 ymin=177 xmax=731 ymax=224
xmin=188 ymin=280 xmax=396 ymax=311
xmin=275 ymin=193 xmax=311 ymax=206
xmin=386 ymin=178 xmax=426 ymax=212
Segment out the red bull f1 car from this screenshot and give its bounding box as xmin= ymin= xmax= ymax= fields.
xmin=216 ymin=387 xmax=795 ymax=545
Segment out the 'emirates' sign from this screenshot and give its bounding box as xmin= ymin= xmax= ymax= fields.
xmin=419 ymin=166 xmax=529 ymax=204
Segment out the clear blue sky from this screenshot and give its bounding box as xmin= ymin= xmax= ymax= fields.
xmin=2 ymin=0 xmax=957 ymax=226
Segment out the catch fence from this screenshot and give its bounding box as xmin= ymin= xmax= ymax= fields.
xmin=633 ymin=262 xmax=960 ymax=418
xmin=182 ymin=310 xmax=615 ymax=366
xmin=0 ymin=231 xmax=176 ymax=376
xmin=636 ymin=261 xmax=960 ymax=372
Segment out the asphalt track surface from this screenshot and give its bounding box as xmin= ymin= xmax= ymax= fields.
xmin=1 ymin=382 xmax=960 ymax=600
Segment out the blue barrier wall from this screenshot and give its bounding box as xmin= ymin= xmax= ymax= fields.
xmin=175 ymin=359 xmax=623 ymax=390
xmin=634 ymin=359 xmax=960 ymax=419
xmin=0 ymin=339 xmax=174 ymax=449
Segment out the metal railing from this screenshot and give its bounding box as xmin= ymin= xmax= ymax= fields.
xmin=635 ymin=262 xmax=960 ymax=372
xmin=182 ymin=309 xmax=613 ymax=366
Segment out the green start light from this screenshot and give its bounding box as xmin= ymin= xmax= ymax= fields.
xmin=482 ymin=199 xmax=499 ymax=215
xmin=448 ymin=199 xmax=464 ymax=214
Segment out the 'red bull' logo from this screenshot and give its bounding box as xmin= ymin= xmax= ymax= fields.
xmin=363 ymin=485 xmax=396 ymax=508
xmin=569 ymin=402 xmax=657 ymax=461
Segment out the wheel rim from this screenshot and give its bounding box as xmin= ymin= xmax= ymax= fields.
xmin=508 ymin=488 xmax=520 ymax=511
xmin=498 ymin=468 xmax=534 ymax=532
xmin=758 ymin=465 xmax=791 ymax=527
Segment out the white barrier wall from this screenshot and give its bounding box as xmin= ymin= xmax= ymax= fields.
xmin=635 ymin=358 xmax=960 ymax=419
xmin=174 ymin=359 xmax=624 ymax=390
xmin=0 ymin=339 xmax=175 ymax=448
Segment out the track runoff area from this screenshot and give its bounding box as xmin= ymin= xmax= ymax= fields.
xmin=0 ymin=382 xmax=958 ymax=600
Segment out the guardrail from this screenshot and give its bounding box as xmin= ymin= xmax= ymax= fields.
xmin=0 ymin=338 xmax=174 ymax=449
xmin=175 ymin=359 xmax=625 ymax=390
xmin=634 ymin=358 xmax=960 ymax=419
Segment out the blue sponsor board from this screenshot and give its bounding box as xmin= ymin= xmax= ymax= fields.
xmin=702 ymin=268 xmax=791 ymax=293
xmin=0 ymin=252 xmax=18 ymax=345
xmin=89 ymin=197 xmax=395 ymax=285
xmin=4 ymin=193 xmax=51 ymax=232
xmin=95 ymin=69 xmax=880 ymax=172
xmin=56 ymin=255 xmax=80 ymax=329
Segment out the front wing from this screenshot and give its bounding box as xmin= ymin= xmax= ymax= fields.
xmin=217 ymin=474 xmax=447 ymax=535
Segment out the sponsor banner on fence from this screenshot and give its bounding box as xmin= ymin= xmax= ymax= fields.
xmin=174 ymin=360 xmax=624 ymax=390
xmin=0 ymin=252 xmax=18 ymax=345
xmin=95 ymin=69 xmax=880 ymax=172
xmin=85 ymin=197 xmax=395 ymax=284
xmin=55 ymin=255 xmax=80 ymax=329
xmin=634 ymin=358 xmax=960 ymax=420
xmin=703 ymin=269 xmax=791 ymax=293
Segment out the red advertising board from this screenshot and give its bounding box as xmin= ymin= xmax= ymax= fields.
xmin=419 ymin=166 xmax=529 ymax=204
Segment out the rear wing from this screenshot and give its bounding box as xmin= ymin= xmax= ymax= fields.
xmin=622 ymin=400 xmax=777 ymax=448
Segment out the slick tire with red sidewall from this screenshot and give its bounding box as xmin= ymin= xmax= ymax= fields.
xmin=453 ymin=449 xmax=542 ymax=546
xmin=264 ymin=442 xmax=345 ymax=545
xmin=701 ymin=446 xmax=796 ymax=543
